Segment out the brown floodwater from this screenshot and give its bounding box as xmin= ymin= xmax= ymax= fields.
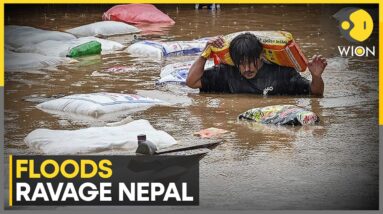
xmin=4 ymin=4 xmax=379 ymax=209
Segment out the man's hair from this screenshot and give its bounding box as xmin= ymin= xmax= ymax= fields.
xmin=229 ymin=33 xmax=263 ymax=68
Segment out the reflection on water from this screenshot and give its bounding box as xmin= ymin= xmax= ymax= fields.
xmin=4 ymin=4 xmax=378 ymax=209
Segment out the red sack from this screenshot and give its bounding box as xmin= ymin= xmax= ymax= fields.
xmin=102 ymin=4 xmax=175 ymax=24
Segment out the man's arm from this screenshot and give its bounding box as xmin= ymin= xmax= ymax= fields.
xmin=308 ymin=55 xmax=327 ymax=96
xmin=186 ymin=56 xmax=207 ymax=89
xmin=311 ymin=75 xmax=324 ymax=96
xmin=186 ymin=36 xmax=225 ymax=89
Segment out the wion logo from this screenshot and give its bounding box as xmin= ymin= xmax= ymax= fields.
xmin=333 ymin=7 xmax=375 ymax=57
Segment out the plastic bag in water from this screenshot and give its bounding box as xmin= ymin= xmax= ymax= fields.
xmin=238 ymin=105 xmax=319 ymax=125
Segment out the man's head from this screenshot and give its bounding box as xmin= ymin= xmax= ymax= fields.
xmin=229 ymin=33 xmax=263 ymax=79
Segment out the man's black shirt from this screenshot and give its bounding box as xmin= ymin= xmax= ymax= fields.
xmin=200 ymin=63 xmax=311 ymax=95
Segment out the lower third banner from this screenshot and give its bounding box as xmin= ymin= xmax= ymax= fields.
xmin=9 ymin=155 xmax=200 ymax=206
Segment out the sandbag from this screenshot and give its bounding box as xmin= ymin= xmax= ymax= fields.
xmin=65 ymin=21 xmax=140 ymax=37
xmin=238 ymin=105 xmax=319 ymax=125
xmin=36 ymin=92 xmax=167 ymax=118
xmin=126 ymin=39 xmax=209 ymax=58
xmin=102 ymin=4 xmax=175 ymax=24
xmin=157 ymin=60 xmax=215 ymax=85
xmin=15 ymin=37 xmax=126 ymax=57
xmin=201 ymin=31 xmax=308 ymax=72
xmin=25 ymin=119 xmax=177 ymax=154
xmin=5 ymin=25 xmax=76 ymax=48
xmin=5 ymin=49 xmax=76 ymax=71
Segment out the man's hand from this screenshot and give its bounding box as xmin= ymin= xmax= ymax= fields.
xmin=308 ymin=55 xmax=327 ymax=78
xmin=206 ymin=36 xmax=225 ymax=49
xmin=201 ymin=36 xmax=226 ymax=59
xmin=187 ymin=36 xmax=227 ymax=89
xmin=308 ymin=55 xmax=327 ymax=96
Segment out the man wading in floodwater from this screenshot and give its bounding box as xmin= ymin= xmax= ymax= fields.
xmin=186 ymin=33 xmax=327 ymax=96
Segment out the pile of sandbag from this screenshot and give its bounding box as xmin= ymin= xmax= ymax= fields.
xmin=23 ymin=90 xmax=179 ymax=154
xmin=5 ymin=24 xmax=130 ymax=71
xmin=5 ymin=25 xmax=76 ymax=70
xmin=25 ymin=92 xmax=178 ymax=154
xmin=25 ymin=119 xmax=177 ymax=154
xmin=11 ymin=5 xmax=182 ymax=155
